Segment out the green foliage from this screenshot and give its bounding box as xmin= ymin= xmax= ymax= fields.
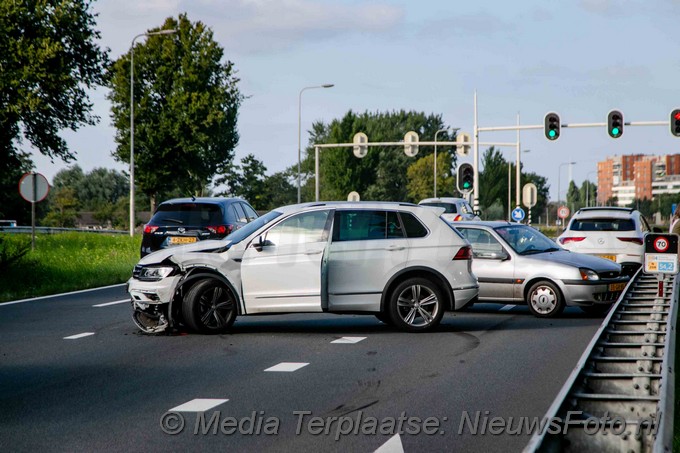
xmin=482 ymin=199 xmax=505 ymax=221
xmin=217 ymin=154 xmax=267 ymax=209
xmin=0 ymin=232 xmax=140 ymax=303
xmin=566 ymin=180 xmax=581 ymax=209
xmin=304 ymin=110 xmax=455 ymax=202
xmin=406 ymin=152 xmax=455 ymax=201
xmin=0 ymin=234 xmax=30 ymax=272
xmin=107 ymin=14 xmax=242 ymax=206
xmin=42 ymin=187 xmax=79 ymax=227
xmin=0 ymin=0 xmax=108 ymax=222
xmin=259 ymin=170 xmax=297 ymax=210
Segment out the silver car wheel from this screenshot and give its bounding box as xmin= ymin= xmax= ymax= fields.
xmin=530 ymin=285 xmax=557 ymax=315
xmin=396 ymin=284 xmax=439 ymax=327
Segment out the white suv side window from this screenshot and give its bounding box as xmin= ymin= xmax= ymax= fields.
xmin=265 ymin=210 xmax=330 ymax=246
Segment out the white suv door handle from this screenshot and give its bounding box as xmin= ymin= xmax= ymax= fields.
xmin=305 ymin=250 xmax=322 ymax=255
xmin=386 ymin=245 xmax=405 ymax=251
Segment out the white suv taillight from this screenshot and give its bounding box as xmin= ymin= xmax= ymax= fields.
xmin=453 ymin=246 xmax=472 ymax=260
xmin=617 ymin=237 xmax=643 ymax=245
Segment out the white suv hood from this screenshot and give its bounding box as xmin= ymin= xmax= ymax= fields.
xmin=138 ymin=239 xmax=231 ymax=265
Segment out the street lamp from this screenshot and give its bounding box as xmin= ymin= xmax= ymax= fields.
xmin=557 ymin=161 xmax=576 ymax=207
xmin=129 ymin=29 xmax=177 ymax=237
xmin=297 ymin=84 xmax=334 ymax=204
xmin=433 ymin=127 xmax=460 ymax=198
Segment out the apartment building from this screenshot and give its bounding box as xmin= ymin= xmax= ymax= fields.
xmin=597 ymin=154 xmax=680 ymax=206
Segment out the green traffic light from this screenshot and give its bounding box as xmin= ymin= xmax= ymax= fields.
xmin=612 ymin=127 xmax=619 ymax=135
xmin=463 ymin=182 xmax=471 ymax=189
xmin=549 ymin=130 xmax=556 ymax=137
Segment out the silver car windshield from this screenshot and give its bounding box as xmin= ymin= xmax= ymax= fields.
xmin=225 ymin=211 xmax=282 ymax=245
xmin=494 ymin=225 xmax=561 ymax=255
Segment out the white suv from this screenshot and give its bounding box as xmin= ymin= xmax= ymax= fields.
xmin=557 ymin=207 xmax=652 ymax=276
xmin=128 ymin=202 xmax=479 ymax=334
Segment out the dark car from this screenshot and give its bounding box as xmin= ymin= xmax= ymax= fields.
xmin=140 ymin=197 xmax=258 ymax=257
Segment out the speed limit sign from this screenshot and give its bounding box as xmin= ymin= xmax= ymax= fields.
xmin=653 ymin=237 xmax=670 ymax=253
xmin=557 ymin=205 xmax=570 ymax=219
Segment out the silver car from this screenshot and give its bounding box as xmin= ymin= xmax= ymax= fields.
xmin=456 ymin=222 xmax=630 ymax=317
xmin=418 ymin=198 xmax=481 ymax=222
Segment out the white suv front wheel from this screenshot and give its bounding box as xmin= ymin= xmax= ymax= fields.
xmin=388 ymin=277 xmax=444 ymax=332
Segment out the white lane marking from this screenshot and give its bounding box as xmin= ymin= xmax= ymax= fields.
xmin=0 ymin=284 xmax=126 ymax=307
xmin=500 ymin=304 xmax=516 ymax=312
xmin=331 ymin=336 xmax=367 ymax=344
xmin=92 ymin=299 xmax=129 ymax=307
xmin=64 ymin=332 xmax=95 ymax=340
xmin=264 ymin=362 xmax=309 ymax=372
xmin=169 ymin=399 xmax=229 ymax=412
xmin=374 ymin=434 xmax=404 ymax=453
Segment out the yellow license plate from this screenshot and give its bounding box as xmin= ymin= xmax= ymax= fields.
xmin=170 ymin=237 xmax=198 ymax=244
xmin=609 ymin=282 xmax=626 ymax=291
xmin=598 ymin=255 xmax=616 ymax=262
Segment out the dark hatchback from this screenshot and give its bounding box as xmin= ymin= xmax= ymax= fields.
xmin=140 ymin=197 xmax=258 ymax=257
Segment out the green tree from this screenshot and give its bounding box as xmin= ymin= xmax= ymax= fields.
xmin=304 ymin=110 xmax=455 ymax=202
xmin=0 ymin=0 xmax=109 ymax=221
xmin=566 ymin=180 xmax=581 ymax=211
xmin=0 ymin=151 xmax=34 ymax=224
xmin=478 ymin=147 xmax=508 ymax=214
xmin=406 ymin=152 xmax=455 ymax=201
xmin=580 ymin=180 xmax=597 ymax=208
xmin=42 ymin=187 xmax=79 ymax=227
xmin=260 ymin=170 xmax=297 ymax=211
xmin=78 ymin=167 xmax=129 ymax=210
xmin=107 ymin=14 xmax=242 ymax=211
xmin=217 ymin=154 xmax=268 ymax=210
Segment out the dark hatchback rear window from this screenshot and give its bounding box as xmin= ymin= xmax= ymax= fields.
xmin=149 ymin=203 xmax=223 ymax=226
xmin=570 ymin=218 xmax=635 ymax=231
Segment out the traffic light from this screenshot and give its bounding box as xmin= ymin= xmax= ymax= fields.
xmin=544 ymin=112 xmax=560 ymax=141
xmin=671 ymin=109 xmax=680 ymax=137
xmin=607 ymin=110 xmax=623 ymax=138
xmin=457 ymin=163 xmax=474 ymax=193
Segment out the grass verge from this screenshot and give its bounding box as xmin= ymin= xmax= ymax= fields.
xmin=0 ymin=232 xmax=141 ymax=303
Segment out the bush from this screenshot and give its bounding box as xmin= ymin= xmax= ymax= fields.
xmin=0 ymin=234 xmax=31 ymax=272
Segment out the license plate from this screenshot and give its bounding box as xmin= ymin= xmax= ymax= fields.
xmin=609 ymin=282 xmax=626 ymax=291
xmin=170 ymin=237 xmax=198 ymax=244
xmin=598 ymin=255 xmax=616 ymax=262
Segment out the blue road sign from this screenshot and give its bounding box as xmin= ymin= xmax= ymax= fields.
xmin=512 ymin=207 xmax=525 ymax=222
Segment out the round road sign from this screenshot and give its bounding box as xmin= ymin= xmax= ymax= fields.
xmin=347 ymin=191 xmax=360 ymax=202
xmin=654 ymin=237 xmax=670 ymax=253
xmin=19 ymin=172 xmax=50 ymax=203
xmin=557 ymin=205 xmax=570 ymax=219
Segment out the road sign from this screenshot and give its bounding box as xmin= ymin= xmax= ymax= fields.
xmin=456 ymin=132 xmax=471 ymax=156
xmin=511 ymin=207 xmax=525 ymax=222
xmin=347 ymin=191 xmax=360 ymax=201
xmin=19 ymin=172 xmax=49 ymax=203
xmin=644 ymin=233 xmax=679 ymax=274
xmin=557 ymin=205 xmax=570 ymax=219
xmin=404 ymin=131 xmax=419 ymax=157
xmin=352 ymin=132 xmax=368 ymax=158
xmin=522 ymin=183 xmax=537 ymax=208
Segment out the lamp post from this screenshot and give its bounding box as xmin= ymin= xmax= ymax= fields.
xmin=506 ymin=150 xmax=530 ymax=221
xmin=129 ymin=29 xmax=177 ymax=237
xmin=557 ymin=161 xmax=576 ymax=207
xmin=297 ymin=84 xmax=334 ymax=204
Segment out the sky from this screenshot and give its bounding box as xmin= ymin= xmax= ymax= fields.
xmin=28 ymin=0 xmax=680 ymax=202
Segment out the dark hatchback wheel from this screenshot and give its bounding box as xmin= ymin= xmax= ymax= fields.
xmin=182 ymin=279 xmax=237 ymax=334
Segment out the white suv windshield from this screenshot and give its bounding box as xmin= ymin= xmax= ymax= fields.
xmin=225 ymin=211 xmax=282 ymax=244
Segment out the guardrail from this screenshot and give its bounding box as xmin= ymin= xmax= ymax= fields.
xmin=0 ymin=226 xmax=128 ymax=235
xmin=524 ymin=269 xmax=677 ymax=452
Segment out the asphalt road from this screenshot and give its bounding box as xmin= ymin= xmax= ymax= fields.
xmin=0 ymin=285 xmax=606 ymax=452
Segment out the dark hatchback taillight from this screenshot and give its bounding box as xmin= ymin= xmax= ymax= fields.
xmin=207 ymin=224 xmax=234 ymax=236
xmin=453 ymin=245 xmax=472 ymax=260
xmin=143 ymin=225 xmax=159 ymax=234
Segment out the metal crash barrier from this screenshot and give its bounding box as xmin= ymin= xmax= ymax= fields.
xmin=524 ymin=269 xmax=677 ymax=452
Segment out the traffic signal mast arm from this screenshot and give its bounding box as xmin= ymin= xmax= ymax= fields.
xmin=478 ymin=120 xmax=669 ymax=132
